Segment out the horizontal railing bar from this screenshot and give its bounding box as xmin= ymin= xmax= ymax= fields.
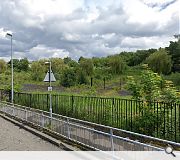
xmin=1 ymin=101 xmax=179 ymax=147
xmin=0 ymin=103 xmax=175 ymax=149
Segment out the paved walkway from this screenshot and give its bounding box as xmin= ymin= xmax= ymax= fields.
xmin=0 ymin=116 xmax=62 ymax=151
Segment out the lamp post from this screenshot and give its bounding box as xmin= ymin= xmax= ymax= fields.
xmin=6 ymin=33 xmax=13 ymax=104
xmin=45 ymin=61 xmax=52 ymax=118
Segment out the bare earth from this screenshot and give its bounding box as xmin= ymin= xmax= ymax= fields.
xmin=0 ymin=116 xmax=62 ymax=151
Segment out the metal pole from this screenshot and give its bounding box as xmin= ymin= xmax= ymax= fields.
xmin=10 ymin=35 xmax=13 ymax=104
xmin=110 ymin=128 xmax=114 ymax=151
xmin=49 ymin=61 xmax=52 ymax=118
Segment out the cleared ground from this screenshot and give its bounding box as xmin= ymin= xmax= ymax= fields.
xmin=0 ymin=116 xmax=62 ymax=151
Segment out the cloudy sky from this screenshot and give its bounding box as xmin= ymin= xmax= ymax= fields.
xmin=0 ymin=0 xmax=179 ymax=61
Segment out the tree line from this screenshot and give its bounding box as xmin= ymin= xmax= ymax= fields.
xmin=0 ymin=40 xmax=179 ymax=87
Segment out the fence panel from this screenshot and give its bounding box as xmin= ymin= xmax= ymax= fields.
xmin=6 ymin=92 xmax=180 ymax=143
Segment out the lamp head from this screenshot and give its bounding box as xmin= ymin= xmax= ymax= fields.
xmin=6 ymin=33 xmax=12 ymax=37
xmin=45 ymin=61 xmax=50 ymax=64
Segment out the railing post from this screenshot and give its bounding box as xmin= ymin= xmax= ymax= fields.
xmin=25 ymin=108 xmax=27 ymax=121
xmin=110 ymin=128 xmax=114 ymax=151
xmin=29 ymin=94 xmax=32 ymax=108
xmin=67 ymin=118 xmax=70 ymax=139
xmin=71 ymin=95 xmax=74 ymax=115
xmin=112 ymin=98 xmax=114 ymax=126
xmin=41 ymin=112 xmax=44 ymax=127
xmin=12 ymin=105 xmax=15 ymax=116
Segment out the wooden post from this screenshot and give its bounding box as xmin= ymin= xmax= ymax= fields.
xmin=103 ymin=77 xmax=105 ymax=89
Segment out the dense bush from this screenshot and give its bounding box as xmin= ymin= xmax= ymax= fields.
xmin=61 ymin=68 xmax=76 ymax=87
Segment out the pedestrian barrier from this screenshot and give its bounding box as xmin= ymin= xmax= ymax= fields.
xmin=0 ymin=101 xmax=167 ymax=151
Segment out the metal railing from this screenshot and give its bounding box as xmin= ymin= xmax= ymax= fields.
xmin=0 ymin=101 xmax=164 ymax=151
xmin=1 ymin=90 xmax=179 ymax=143
xmin=11 ymin=92 xmax=180 ymax=143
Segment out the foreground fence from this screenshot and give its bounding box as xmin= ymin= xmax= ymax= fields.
xmin=0 ymin=102 xmax=165 ymax=151
xmin=0 ymin=90 xmax=179 ymax=143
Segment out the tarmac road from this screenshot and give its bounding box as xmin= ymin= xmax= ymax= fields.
xmin=0 ymin=116 xmax=63 ymax=151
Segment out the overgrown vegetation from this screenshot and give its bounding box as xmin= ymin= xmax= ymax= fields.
xmin=126 ymin=64 xmax=179 ymax=138
xmin=0 ymin=40 xmax=179 ymax=95
xmin=0 ymin=38 xmax=180 ymax=142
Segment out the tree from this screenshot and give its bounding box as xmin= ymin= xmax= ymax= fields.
xmin=146 ymin=49 xmax=172 ymax=75
xmin=68 ymin=60 xmax=79 ymax=68
xmin=61 ymin=68 xmax=76 ymax=87
xmin=0 ymin=59 xmax=7 ymax=73
xmin=8 ymin=58 xmax=29 ymax=72
xmin=108 ymin=56 xmax=126 ymax=75
xmin=78 ymin=56 xmax=85 ymax=63
xmin=79 ymin=58 xmax=94 ymax=76
xmin=50 ymin=58 xmax=68 ymax=72
xmin=127 ymin=49 xmax=157 ymax=66
xmin=30 ymin=61 xmax=46 ymax=81
xmin=18 ymin=58 xmax=29 ymax=71
xmin=77 ymin=68 xmax=89 ymax=85
xmin=166 ymin=40 xmax=180 ymax=72
xmin=8 ymin=59 xmax=19 ymax=71
xmin=63 ymin=57 xmax=72 ymax=64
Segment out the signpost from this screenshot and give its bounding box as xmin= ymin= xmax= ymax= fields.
xmin=44 ymin=62 xmax=56 ymax=118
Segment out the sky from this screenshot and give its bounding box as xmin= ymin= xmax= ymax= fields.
xmin=0 ymin=0 xmax=179 ymax=61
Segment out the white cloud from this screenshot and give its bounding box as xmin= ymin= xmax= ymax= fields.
xmin=20 ymin=0 xmax=84 ymax=16
xmin=123 ymin=0 xmax=178 ymax=25
xmin=28 ymin=45 xmax=69 ymax=60
xmin=0 ymin=0 xmax=178 ymax=60
xmin=0 ymin=28 xmax=6 ymax=38
xmin=121 ymin=36 xmax=175 ymax=49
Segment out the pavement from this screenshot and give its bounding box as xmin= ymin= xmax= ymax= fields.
xmin=0 ymin=116 xmax=64 ymax=151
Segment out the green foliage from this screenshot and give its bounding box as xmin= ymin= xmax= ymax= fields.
xmin=79 ymin=58 xmax=94 ymax=76
xmin=161 ymin=80 xmax=178 ymax=103
xmin=50 ymin=58 xmax=68 ymax=75
xmin=127 ymin=65 xmax=162 ymax=101
xmin=166 ymin=40 xmax=180 ymax=72
xmin=108 ymin=56 xmax=126 ymax=75
xmin=68 ymin=60 xmax=79 ymax=68
xmin=80 ymin=86 xmax=97 ymax=96
xmin=30 ymin=61 xmax=46 ymax=81
xmin=63 ymin=57 xmax=72 ymax=64
xmin=165 ymin=72 xmax=180 ymax=86
xmin=127 ymin=49 xmax=157 ymax=66
xmin=126 ymin=66 xmax=179 ymax=135
xmin=126 ymin=76 xmax=141 ymax=100
xmin=92 ymin=57 xmax=109 ymax=68
xmin=77 ymin=68 xmax=89 ymax=85
xmin=127 ymin=65 xmax=179 ymax=102
xmin=146 ymin=49 xmax=172 ymax=74
xmin=61 ymin=68 xmax=76 ymax=87
xmin=8 ymin=58 xmax=29 ymax=72
xmin=129 ymin=110 xmax=159 ymax=135
xmin=4 ymin=83 xmax=21 ymax=92
xmin=18 ymin=58 xmax=29 ymax=71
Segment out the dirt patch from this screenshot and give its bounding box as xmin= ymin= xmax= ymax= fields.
xmin=22 ymin=84 xmax=65 ymax=92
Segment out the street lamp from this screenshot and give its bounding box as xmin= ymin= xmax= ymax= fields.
xmin=6 ymin=33 xmax=13 ymax=104
xmin=45 ymin=61 xmax=52 ymax=118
